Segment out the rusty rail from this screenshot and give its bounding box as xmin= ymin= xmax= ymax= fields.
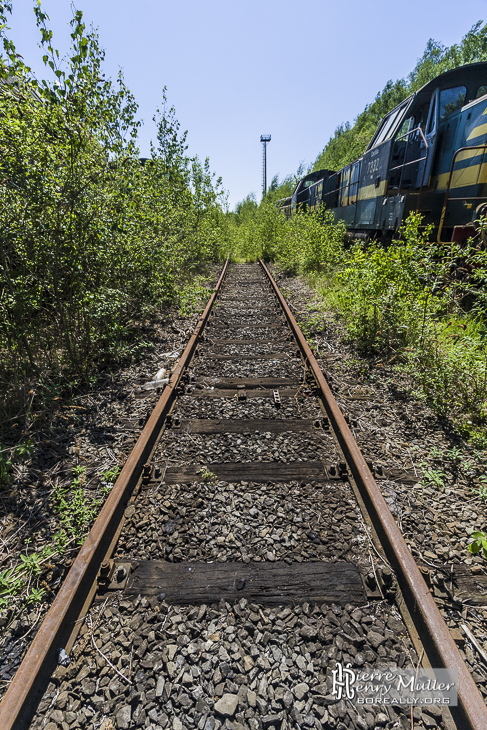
xmin=0 ymin=259 xmax=229 ymax=730
xmin=259 ymin=258 xmax=487 ymax=730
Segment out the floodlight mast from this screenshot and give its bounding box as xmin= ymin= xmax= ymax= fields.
xmin=260 ymin=134 xmax=271 ymax=195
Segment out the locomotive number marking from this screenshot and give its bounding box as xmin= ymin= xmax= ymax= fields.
xmin=367 ymin=159 xmax=380 ymax=176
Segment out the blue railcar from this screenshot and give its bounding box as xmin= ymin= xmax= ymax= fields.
xmin=279 ymin=62 xmax=487 ymax=242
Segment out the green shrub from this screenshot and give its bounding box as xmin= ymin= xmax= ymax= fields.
xmin=0 ymin=4 xmax=227 ymax=419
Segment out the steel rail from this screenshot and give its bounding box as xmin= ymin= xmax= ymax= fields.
xmin=259 ymin=258 xmax=487 ymax=730
xmin=0 ymin=259 xmax=229 ymax=730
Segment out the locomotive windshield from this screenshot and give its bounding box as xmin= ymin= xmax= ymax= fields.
xmin=439 ymin=86 xmax=466 ymax=120
xmin=367 ymin=98 xmax=412 ymax=149
xmin=395 ymin=116 xmax=414 ymax=139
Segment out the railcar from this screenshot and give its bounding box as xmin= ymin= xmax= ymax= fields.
xmin=278 ymin=62 xmax=487 ymax=242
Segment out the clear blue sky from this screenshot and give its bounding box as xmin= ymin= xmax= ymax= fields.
xmin=6 ymin=1 xmax=487 ymax=209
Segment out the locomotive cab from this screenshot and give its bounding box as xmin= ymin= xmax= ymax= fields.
xmin=291 ymin=169 xmax=334 ymax=213
xmin=358 ymin=62 xmax=487 ymax=239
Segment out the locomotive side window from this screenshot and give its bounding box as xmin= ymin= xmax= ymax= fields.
xmin=439 ymin=86 xmax=466 ymax=121
xmin=374 ymin=109 xmax=401 ymax=145
xmin=395 ymin=116 xmax=414 ymax=140
xmin=338 ymin=168 xmax=350 ymax=206
xmin=475 ymin=85 xmax=487 ymax=99
xmin=370 ymin=99 xmax=411 ymax=147
xmin=349 ymin=163 xmax=360 ymax=204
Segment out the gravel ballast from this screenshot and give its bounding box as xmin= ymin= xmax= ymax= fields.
xmin=6 ymin=263 xmax=479 ymax=728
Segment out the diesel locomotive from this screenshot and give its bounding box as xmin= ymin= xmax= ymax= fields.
xmin=278 ymin=62 xmax=487 ymax=243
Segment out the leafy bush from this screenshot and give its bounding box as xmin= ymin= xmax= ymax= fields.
xmin=228 ymin=199 xmax=346 ymax=272
xmin=0 ymin=3 xmax=227 ymax=420
xmin=335 ymin=216 xmax=439 ymax=351
xmin=321 ymin=214 xmax=487 ymax=430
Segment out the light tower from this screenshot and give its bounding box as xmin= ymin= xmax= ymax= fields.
xmin=260 ymin=134 xmax=271 ymax=196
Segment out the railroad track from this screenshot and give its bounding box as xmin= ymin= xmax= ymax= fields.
xmin=1 ymin=261 xmax=486 ymax=730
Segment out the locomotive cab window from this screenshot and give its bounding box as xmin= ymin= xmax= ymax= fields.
xmin=439 ymin=86 xmax=466 ymax=121
xmin=390 ymin=117 xmax=413 ymax=167
xmin=395 ymin=116 xmax=414 ymax=140
xmin=475 ymin=85 xmax=487 ymax=99
xmin=374 ymin=107 xmax=403 ymax=145
xmin=368 ymin=98 xmax=412 ymax=149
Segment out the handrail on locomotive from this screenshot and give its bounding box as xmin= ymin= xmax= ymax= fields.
xmin=388 ymin=126 xmax=430 ymax=201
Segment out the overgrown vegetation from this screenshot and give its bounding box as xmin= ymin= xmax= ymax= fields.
xmin=227 ymin=19 xmax=487 ymax=441
xmin=3 ymin=4 xmax=487 ymax=624
xmin=0 ymin=3 xmax=231 ymax=621
xmin=230 ymin=199 xmax=487 ymax=440
xmin=229 ymin=196 xmax=487 ymax=560
xmin=0 ymin=2 xmax=229 ymax=424
xmin=0 ymin=463 xmax=117 ymax=613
